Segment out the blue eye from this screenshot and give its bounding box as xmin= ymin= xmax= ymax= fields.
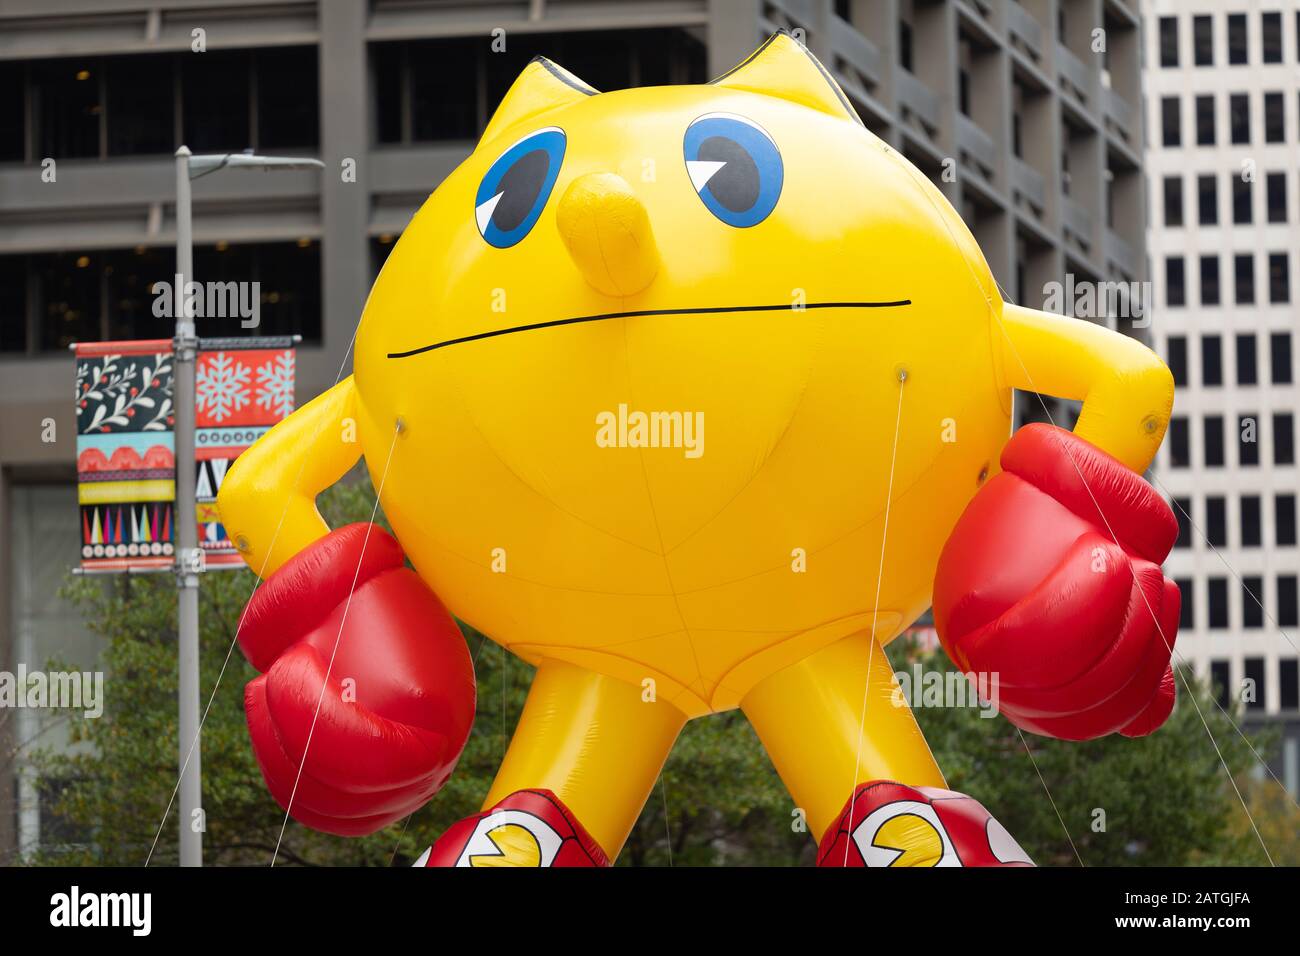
xmin=683 ymin=113 xmax=782 ymax=228
xmin=475 ymin=127 xmax=566 ymax=248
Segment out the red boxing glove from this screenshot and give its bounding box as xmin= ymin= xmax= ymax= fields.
xmin=934 ymin=424 xmax=1181 ymax=741
xmin=239 ymin=523 xmax=475 ymax=836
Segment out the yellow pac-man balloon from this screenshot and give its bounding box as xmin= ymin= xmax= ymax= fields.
xmin=219 ymin=31 xmax=1172 ymax=860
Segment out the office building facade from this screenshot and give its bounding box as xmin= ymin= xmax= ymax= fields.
xmin=1143 ymin=0 xmax=1300 ymax=794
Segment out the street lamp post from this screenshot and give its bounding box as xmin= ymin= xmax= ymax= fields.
xmin=172 ymin=146 xmax=325 ymax=867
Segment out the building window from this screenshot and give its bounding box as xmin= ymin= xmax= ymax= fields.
xmin=1166 ymin=256 xmax=1186 ymax=306
xmin=1265 ymin=91 xmax=1285 ymax=141
xmin=1210 ymin=660 xmax=1231 ymax=708
xmin=1209 ymin=659 xmax=1236 ymax=708
xmin=33 ymin=59 xmax=102 ymax=159
xmin=1229 ymin=92 xmax=1250 ymax=143
xmin=145 ymin=49 xmax=314 ymax=152
xmin=1 ymin=242 xmax=322 ymax=352
xmin=19 ymin=49 xmax=321 ymax=162
xmin=1275 ymin=412 xmax=1295 ymax=465
xmin=1168 ymin=335 xmax=1188 ymax=385
xmin=1235 ymin=254 xmax=1255 ymax=303
xmin=1242 ymin=496 xmax=1263 ymax=547
xmin=1228 ymin=13 xmax=1249 ymax=65
xmin=1161 ymin=96 xmax=1181 ymax=146
xmin=1277 ymin=494 xmax=1297 ymax=546
xmin=1194 ymin=15 xmax=1214 ymax=66
xmin=899 ymin=18 xmax=914 ymax=73
xmin=1203 ymin=415 xmax=1225 ymax=466
xmin=413 ymin=41 xmax=481 ymax=142
xmin=1196 ymin=94 xmax=1216 ymax=145
xmin=268 ymin=241 xmax=326 ymax=337
xmin=375 ymin=32 xmax=704 ymax=145
xmin=1200 ymin=255 xmax=1220 ymax=305
xmin=1244 ymin=658 xmax=1266 ymax=710
xmin=1263 ymin=11 xmax=1283 ymax=64
xmin=1280 ymin=575 xmax=1300 ymax=628
xmin=1236 ymin=333 xmax=1258 ymax=383
xmin=957 ymin=38 xmax=971 ymax=116
xmin=1206 ymin=496 xmax=1228 ymax=547
xmin=1197 ymin=174 xmax=1218 ymax=225
xmin=1267 ymin=171 xmax=1288 ymax=223
xmin=182 ymin=50 xmax=251 ymax=151
xmin=1160 ymin=16 xmax=1180 ymax=67
xmin=6 ymin=484 xmax=104 ymax=851
xmin=0 ymin=254 xmax=25 ymax=351
xmin=373 ymin=45 xmax=401 ymax=143
xmin=1208 ymin=577 xmax=1229 ymax=627
xmin=257 ymin=46 xmax=320 ymax=148
xmin=1281 ymin=660 xmax=1299 ymax=711
xmin=1271 ymin=331 xmax=1293 ymax=382
xmin=1242 ymin=579 xmax=1263 ymax=627
xmin=1240 ymin=413 xmax=1261 ymax=466
xmin=106 ymin=56 xmax=175 ymax=156
xmin=0 ymin=62 xmax=24 ymax=162
xmin=103 ymin=245 xmax=175 ymax=341
xmin=1174 ymin=496 xmax=1193 ymax=548
xmin=1163 ymin=175 xmax=1184 ymax=226
xmin=33 ymin=251 xmax=102 ymax=349
xmin=1202 ymin=334 xmax=1223 ymax=386
xmin=1270 ymin=254 xmax=1291 ymax=303
xmin=1233 ymin=175 xmax=1253 ymax=224
xmin=1177 ymin=578 xmax=1194 ymax=629
xmin=1169 ymin=416 xmax=1190 ymax=467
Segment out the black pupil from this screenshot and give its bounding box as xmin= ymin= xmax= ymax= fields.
xmin=491 ymin=148 xmax=549 ymax=232
xmin=698 ymin=135 xmax=759 ymax=213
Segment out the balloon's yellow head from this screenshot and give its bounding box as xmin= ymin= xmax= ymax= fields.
xmin=352 ymin=33 xmax=1012 ymax=714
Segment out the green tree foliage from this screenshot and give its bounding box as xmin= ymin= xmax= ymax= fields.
xmin=25 ymin=483 xmax=1292 ymax=866
xmin=894 ymin=638 xmax=1281 ymax=867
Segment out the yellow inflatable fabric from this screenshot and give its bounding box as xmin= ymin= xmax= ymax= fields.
xmin=219 ymin=32 xmax=1172 ymax=859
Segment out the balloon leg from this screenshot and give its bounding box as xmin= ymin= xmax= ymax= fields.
xmin=741 ymin=629 xmax=947 ymax=843
xmin=481 ymin=658 xmax=687 ymax=862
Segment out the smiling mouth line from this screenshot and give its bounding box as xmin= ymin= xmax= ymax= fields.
xmin=385 ymin=299 xmax=913 ymax=359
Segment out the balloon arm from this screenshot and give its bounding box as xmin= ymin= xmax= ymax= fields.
xmin=217 ymin=376 xmax=362 ymax=578
xmin=993 ymin=303 xmax=1173 ymax=474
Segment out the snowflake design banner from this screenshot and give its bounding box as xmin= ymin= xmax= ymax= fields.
xmin=75 ymin=337 xmax=296 ymax=571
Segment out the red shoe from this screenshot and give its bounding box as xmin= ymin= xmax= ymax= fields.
xmin=818 ymin=781 xmax=1033 ymax=867
xmin=417 ymin=790 xmax=610 ymax=867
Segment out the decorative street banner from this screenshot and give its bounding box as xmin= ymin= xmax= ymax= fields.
xmin=75 ymin=337 xmax=295 ymax=571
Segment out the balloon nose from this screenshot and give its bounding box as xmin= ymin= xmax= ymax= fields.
xmin=556 ymin=172 xmax=659 ymax=297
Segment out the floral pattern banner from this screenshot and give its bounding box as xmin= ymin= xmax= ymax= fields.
xmin=75 ymin=337 xmax=295 ymax=571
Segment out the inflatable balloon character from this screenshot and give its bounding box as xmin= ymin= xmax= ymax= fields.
xmin=218 ymin=31 xmax=1178 ymax=867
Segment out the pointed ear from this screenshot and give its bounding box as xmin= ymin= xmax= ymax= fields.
xmin=479 ymin=57 xmax=597 ymax=146
xmin=712 ymin=31 xmax=862 ymax=126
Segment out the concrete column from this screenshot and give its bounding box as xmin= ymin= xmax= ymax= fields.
xmin=708 ymin=0 xmax=763 ymax=80
xmin=317 ymin=0 xmax=371 ymax=390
